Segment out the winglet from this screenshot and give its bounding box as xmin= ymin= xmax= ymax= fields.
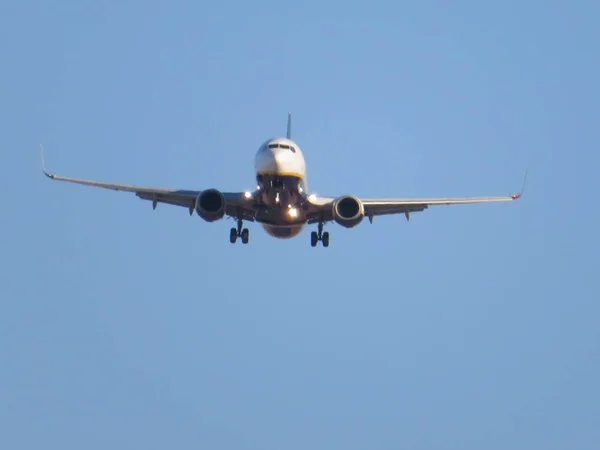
xmin=286 ymin=112 xmax=292 ymax=139
xmin=40 ymin=144 xmax=54 ymax=179
xmin=511 ymin=169 xmax=528 ymax=199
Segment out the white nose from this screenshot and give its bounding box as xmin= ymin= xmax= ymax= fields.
xmin=257 ymin=148 xmax=287 ymax=173
xmin=271 ymin=148 xmax=289 ymax=169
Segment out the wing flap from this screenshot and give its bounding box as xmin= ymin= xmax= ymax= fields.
xmin=136 ymin=191 xmax=198 ymax=209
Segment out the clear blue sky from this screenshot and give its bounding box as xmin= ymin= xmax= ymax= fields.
xmin=1 ymin=1 xmax=599 ymax=449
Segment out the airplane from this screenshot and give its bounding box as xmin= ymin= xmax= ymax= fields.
xmin=41 ymin=113 xmax=525 ymax=247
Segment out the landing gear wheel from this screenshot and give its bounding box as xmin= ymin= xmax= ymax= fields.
xmin=241 ymin=228 xmax=249 ymax=244
xmin=229 ymin=218 xmax=248 ymax=244
xmin=310 ymin=222 xmax=330 ymax=247
xmin=310 ymin=231 xmax=318 ymax=247
xmin=322 ymin=232 xmax=330 ymax=247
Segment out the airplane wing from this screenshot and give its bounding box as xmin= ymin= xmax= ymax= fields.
xmin=305 ymin=176 xmax=525 ymax=224
xmin=359 ymin=193 xmax=520 ymax=219
xmin=41 ymin=150 xmax=257 ymax=220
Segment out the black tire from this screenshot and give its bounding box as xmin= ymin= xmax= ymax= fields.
xmin=241 ymin=228 xmax=249 ymax=244
xmin=230 ymin=228 xmax=237 ymax=243
xmin=322 ymin=232 xmax=330 ymax=247
xmin=310 ymin=231 xmax=318 ymax=247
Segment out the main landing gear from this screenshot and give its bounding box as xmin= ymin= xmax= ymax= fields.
xmin=310 ymin=222 xmax=329 ymax=248
xmin=230 ymin=219 xmax=249 ymax=244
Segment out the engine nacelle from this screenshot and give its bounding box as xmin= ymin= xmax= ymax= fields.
xmin=195 ymin=189 xmax=226 ymax=222
xmin=332 ymin=195 xmax=364 ymax=228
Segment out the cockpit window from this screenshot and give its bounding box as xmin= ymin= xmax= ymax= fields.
xmin=266 ymin=143 xmax=296 ymax=152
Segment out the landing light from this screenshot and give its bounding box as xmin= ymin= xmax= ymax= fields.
xmin=288 ymin=207 xmax=298 ymax=218
xmin=244 ymin=191 xmax=252 ymax=199
xmin=308 ymin=194 xmax=317 ymax=201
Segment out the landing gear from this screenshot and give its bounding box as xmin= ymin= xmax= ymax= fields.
xmin=311 ymin=222 xmax=330 ymax=247
xmin=230 ymin=219 xmax=249 ymax=244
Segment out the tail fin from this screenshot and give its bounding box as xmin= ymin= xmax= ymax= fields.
xmin=286 ymin=112 xmax=292 ymax=139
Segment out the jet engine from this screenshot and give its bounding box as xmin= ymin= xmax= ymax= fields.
xmin=332 ymin=195 xmax=364 ymax=228
xmin=195 ymin=189 xmax=226 ymax=222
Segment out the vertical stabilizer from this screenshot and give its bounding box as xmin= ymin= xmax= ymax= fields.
xmin=286 ymin=112 xmax=292 ymax=139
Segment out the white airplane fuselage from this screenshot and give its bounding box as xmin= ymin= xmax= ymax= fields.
xmin=253 ymin=137 xmax=309 ymax=238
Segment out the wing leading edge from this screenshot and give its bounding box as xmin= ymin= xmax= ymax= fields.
xmin=360 ymin=193 xmax=521 ymax=219
xmin=41 ymin=147 xmax=256 ymax=219
xmin=305 ymin=173 xmax=526 ymax=224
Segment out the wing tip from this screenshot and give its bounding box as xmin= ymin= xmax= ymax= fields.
xmin=40 ymin=144 xmax=54 ymax=178
xmin=40 ymin=144 xmax=54 ymax=180
xmin=511 ymin=169 xmax=529 ymax=200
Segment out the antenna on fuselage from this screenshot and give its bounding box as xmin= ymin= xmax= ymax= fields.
xmin=286 ymin=112 xmax=292 ymax=139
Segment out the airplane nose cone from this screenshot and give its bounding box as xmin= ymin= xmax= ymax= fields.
xmin=254 ymin=141 xmax=304 ymax=177
xmin=272 ymin=149 xmax=289 ymax=169
xmin=256 ymin=148 xmax=288 ymax=173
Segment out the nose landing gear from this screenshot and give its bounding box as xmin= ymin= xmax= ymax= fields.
xmin=230 ymin=218 xmax=249 ymax=244
xmin=310 ymin=222 xmax=329 ymax=248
